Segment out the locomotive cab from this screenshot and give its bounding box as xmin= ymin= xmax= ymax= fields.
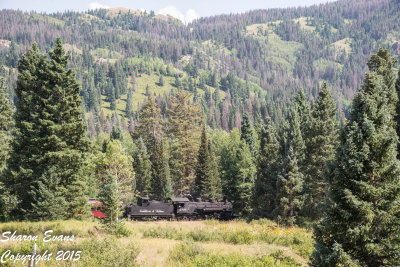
xmin=137 ymin=196 xmax=150 ymax=206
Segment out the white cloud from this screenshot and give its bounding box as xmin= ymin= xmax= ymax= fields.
xmin=89 ymin=2 xmax=109 ymax=10
xmin=158 ymin=6 xmax=199 ymax=24
xmin=185 ymin=9 xmax=199 ymax=24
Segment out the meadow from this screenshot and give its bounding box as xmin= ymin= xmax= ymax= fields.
xmin=0 ymin=219 xmax=314 ymax=266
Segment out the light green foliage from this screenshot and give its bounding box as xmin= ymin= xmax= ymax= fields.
xmin=167 ymin=90 xmax=202 ymax=195
xmin=95 ymin=139 xmax=135 ymax=203
xmin=98 ymin=174 xmax=124 ymax=233
xmin=313 ymin=54 xmax=400 ymax=265
xmin=215 ymin=129 xmax=256 ymax=216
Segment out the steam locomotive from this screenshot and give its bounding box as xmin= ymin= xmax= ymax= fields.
xmin=125 ymin=195 xmax=234 ymax=220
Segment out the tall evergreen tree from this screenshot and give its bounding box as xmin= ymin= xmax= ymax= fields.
xmin=240 ymin=113 xmax=257 ymax=162
xmin=287 ymin=105 xmax=306 ymax=164
xmin=133 ymin=96 xmax=163 ymax=152
xmin=194 ymin=124 xmax=211 ymax=198
xmin=208 ymin=140 xmax=222 ymax=200
xmin=4 ymin=44 xmax=43 ymax=217
xmin=42 ymin=38 xmax=90 ymax=216
xmin=126 ymin=89 xmax=134 ymax=118
xmin=5 ymin=39 xmax=89 ymax=219
xmin=99 ymin=174 xmax=121 ymax=228
xmin=313 ymin=70 xmax=400 ymax=266
xmin=150 ymin=140 xmax=172 ymax=200
xmin=167 ymin=90 xmax=201 ymax=195
xmin=253 ymin=117 xmax=280 ymax=218
xmin=273 ymin=146 xmax=304 ymax=226
xmin=0 ymin=78 xmax=13 ymax=171
xmin=367 ymin=48 xmax=397 ymax=117
xmin=303 ymin=83 xmax=338 ymax=219
xmin=133 ymin=138 xmax=152 ymax=196
xmin=0 ymin=78 xmax=18 ymax=220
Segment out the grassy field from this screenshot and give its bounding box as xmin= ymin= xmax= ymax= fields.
xmin=0 ymin=219 xmax=314 ymax=266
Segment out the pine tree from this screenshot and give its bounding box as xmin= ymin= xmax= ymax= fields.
xmin=0 ymin=78 xmax=17 ymax=220
xmin=303 ymin=83 xmax=338 ymax=219
xmin=235 ymin=140 xmax=256 ymax=216
xmin=293 ymin=89 xmax=310 ymax=133
xmin=6 ymin=39 xmax=90 ymax=219
xmin=395 ymin=67 xmax=400 ymax=157
xmin=167 ymin=90 xmax=201 ymax=195
xmin=0 ymin=78 xmax=13 ymax=171
xmin=208 ymin=140 xmax=222 ymax=200
xmin=194 ymin=124 xmax=221 ymax=200
xmin=133 ymin=138 xmax=152 ymax=196
xmin=287 ymin=105 xmax=306 ymax=164
xmin=253 ymin=117 xmax=280 ymax=218
xmin=126 ymin=89 xmax=134 ymax=118
xmin=367 ymin=48 xmax=397 ymax=117
xmin=313 ymin=70 xmax=400 ymax=265
xmin=42 ymin=38 xmax=90 ymax=216
xmin=273 ymin=146 xmax=304 ymax=226
xmin=133 ymin=96 xmax=163 ymax=152
xmin=150 ymin=140 xmax=172 ymax=200
xmin=99 ymin=174 xmax=121 ymax=227
xmin=158 ymin=75 xmax=164 ymax=86
xmin=240 ymin=113 xmax=257 ymax=162
xmin=194 ymin=124 xmax=211 ymax=198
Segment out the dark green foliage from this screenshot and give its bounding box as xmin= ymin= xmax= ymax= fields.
xmin=150 ymin=140 xmax=172 ymax=200
xmin=126 ymin=89 xmax=134 ymax=118
xmin=286 ymin=105 xmax=305 ymax=164
xmin=158 ymin=75 xmax=165 ymax=86
xmin=29 ymin=167 xmax=67 ymax=220
xmin=395 ymin=67 xmax=400 ymax=157
xmin=253 ymin=117 xmax=280 ymax=218
xmin=4 ymin=39 xmax=89 ymax=219
xmin=240 ymin=113 xmax=257 ymax=162
xmin=99 ymin=174 xmax=121 ymax=226
xmin=133 ymin=138 xmax=152 ymax=196
xmin=313 ymin=65 xmax=400 ymax=265
xmin=303 ymin=83 xmax=338 ymax=219
xmin=273 ymin=147 xmax=304 ymax=226
xmin=367 ymin=48 xmax=397 ymax=118
xmin=0 ymin=78 xmax=13 ymax=171
xmin=219 ymin=130 xmax=256 ymax=216
xmin=0 ymin=78 xmax=17 ymax=221
xmin=194 ymin=125 xmax=222 ymax=200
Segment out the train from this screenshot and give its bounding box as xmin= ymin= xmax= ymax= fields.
xmin=125 ymin=195 xmax=234 ymax=220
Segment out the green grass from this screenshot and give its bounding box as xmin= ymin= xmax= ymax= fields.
xmin=331 ymin=38 xmax=352 ymax=55
xmin=245 ymin=22 xmax=304 ymax=73
xmin=0 ymin=219 xmax=313 ymax=266
xmin=293 ymin=17 xmax=316 ymax=32
xmin=313 ymin=58 xmax=343 ymax=73
xmin=27 ymin=14 xmax=65 ymax=27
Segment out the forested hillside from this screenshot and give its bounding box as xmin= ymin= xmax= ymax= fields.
xmin=0 ymin=0 xmax=399 ymax=128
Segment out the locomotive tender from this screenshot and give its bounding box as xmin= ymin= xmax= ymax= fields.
xmin=125 ymin=195 xmax=234 ymax=220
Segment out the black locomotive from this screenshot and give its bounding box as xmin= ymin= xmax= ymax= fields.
xmin=125 ymin=195 xmax=234 ymax=220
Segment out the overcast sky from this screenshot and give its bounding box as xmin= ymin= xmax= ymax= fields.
xmin=0 ymin=0 xmax=336 ymax=24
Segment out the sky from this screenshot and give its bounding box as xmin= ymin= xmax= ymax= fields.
xmin=0 ymin=0 xmax=336 ymax=24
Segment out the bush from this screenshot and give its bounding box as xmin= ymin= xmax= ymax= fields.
xmin=168 ymin=242 xmax=301 ymax=267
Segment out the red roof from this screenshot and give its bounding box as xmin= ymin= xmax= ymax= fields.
xmin=92 ymin=211 xmax=107 ymax=218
